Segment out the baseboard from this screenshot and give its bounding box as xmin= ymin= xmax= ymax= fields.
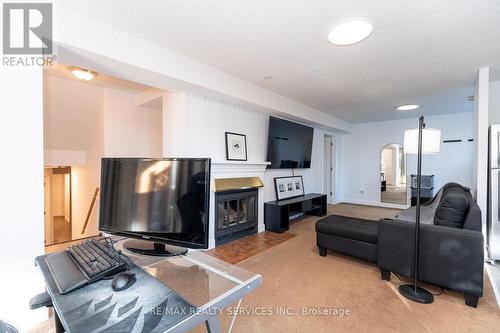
xmin=339 ymin=199 xmax=410 ymax=210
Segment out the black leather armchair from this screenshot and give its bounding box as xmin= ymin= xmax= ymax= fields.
xmin=377 ymin=186 xmax=484 ymax=307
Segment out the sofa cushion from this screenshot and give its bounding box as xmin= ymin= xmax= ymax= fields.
xmin=434 ymin=188 xmax=471 ymax=228
xmin=316 ymin=215 xmax=378 ymax=244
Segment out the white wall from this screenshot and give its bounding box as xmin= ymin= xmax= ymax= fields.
xmin=186 ymin=92 xmax=268 ymax=162
xmin=103 ymin=88 xmax=162 ymax=157
xmin=0 ymin=66 xmax=45 ymax=330
xmin=490 ymin=80 xmax=500 ymax=125
xmin=44 ymin=75 xmax=163 ymax=239
xmin=165 ymin=92 xmax=330 ymax=202
xmin=162 ymin=91 xmax=188 ymax=157
xmin=339 ymin=112 xmax=475 ymax=207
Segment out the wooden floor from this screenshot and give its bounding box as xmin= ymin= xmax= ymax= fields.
xmin=206 ymin=231 xmax=296 ymax=264
xmin=52 ymin=216 xmax=72 ymax=244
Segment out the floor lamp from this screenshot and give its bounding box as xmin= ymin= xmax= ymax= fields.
xmin=399 ymin=115 xmax=441 ymax=304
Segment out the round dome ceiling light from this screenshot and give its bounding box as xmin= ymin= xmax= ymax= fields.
xmin=396 ymin=104 xmax=420 ymax=111
xmin=327 ymin=19 xmax=373 ymax=46
xmin=69 ymin=66 xmax=97 ymax=81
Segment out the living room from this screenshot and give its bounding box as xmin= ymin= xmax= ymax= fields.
xmin=1 ymin=1 xmax=500 ymax=332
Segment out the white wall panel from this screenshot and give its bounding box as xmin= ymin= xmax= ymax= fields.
xmin=183 ymin=92 xmax=329 ymax=202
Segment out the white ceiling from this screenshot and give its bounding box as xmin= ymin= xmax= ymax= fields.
xmin=60 ymin=0 xmax=500 ymax=123
xmin=44 ymin=64 xmax=152 ymax=92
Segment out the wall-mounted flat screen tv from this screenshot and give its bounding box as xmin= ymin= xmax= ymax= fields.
xmin=266 ymin=116 xmax=314 ymax=169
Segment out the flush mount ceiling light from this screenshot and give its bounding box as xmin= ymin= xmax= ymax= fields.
xmin=327 ymin=19 xmax=373 ymax=46
xmin=396 ymin=104 xmax=419 ymax=111
xmin=69 ymin=66 xmax=97 ymax=81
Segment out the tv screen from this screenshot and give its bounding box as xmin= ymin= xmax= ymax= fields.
xmin=266 ymin=116 xmax=314 ymax=169
xmin=99 ymin=158 xmax=210 ymax=249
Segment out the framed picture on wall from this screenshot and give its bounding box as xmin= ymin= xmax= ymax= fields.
xmin=225 ymin=132 xmax=247 ymax=161
xmin=274 ymin=176 xmax=305 ymax=200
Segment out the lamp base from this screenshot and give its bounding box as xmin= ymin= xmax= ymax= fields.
xmin=399 ymin=284 xmax=434 ymax=304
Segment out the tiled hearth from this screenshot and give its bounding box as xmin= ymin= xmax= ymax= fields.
xmin=206 ymin=231 xmax=296 ymax=264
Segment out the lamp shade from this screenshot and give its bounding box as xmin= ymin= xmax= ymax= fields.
xmin=403 ymin=128 xmax=441 ymax=154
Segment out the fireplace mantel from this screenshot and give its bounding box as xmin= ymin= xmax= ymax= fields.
xmin=207 ymin=161 xmax=269 ymax=248
xmin=211 ymin=160 xmax=270 ymax=174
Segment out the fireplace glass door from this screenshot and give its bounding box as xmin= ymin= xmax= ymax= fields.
xmin=216 ymin=189 xmax=258 ymax=244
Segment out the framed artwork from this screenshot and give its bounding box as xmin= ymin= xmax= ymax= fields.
xmin=225 ymin=132 xmax=248 ymax=161
xmin=274 ymin=176 xmax=305 ymax=201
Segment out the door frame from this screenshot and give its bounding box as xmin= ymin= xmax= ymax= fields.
xmin=44 ymin=169 xmax=53 ymax=245
xmin=380 ymin=143 xmax=408 ymax=205
xmin=324 ymin=135 xmax=336 ymax=204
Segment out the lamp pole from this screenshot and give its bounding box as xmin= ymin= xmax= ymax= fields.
xmin=399 ymin=115 xmax=434 ymax=304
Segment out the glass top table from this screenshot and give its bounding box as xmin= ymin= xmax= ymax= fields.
xmin=35 ymin=238 xmax=262 ymax=333
xmin=115 ymin=239 xmax=261 ymax=308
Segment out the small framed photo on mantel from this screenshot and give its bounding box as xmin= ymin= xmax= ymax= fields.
xmin=274 ymin=176 xmax=305 ymax=201
xmin=225 ymin=132 xmax=248 ymax=161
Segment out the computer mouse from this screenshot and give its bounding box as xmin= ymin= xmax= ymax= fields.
xmin=111 ymin=272 xmax=136 ymax=291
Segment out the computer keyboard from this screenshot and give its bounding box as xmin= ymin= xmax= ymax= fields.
xmin=68 ymin=239 xmax=127 ymax=278
xmin=46 ymin=238 xmax=129 ymax=294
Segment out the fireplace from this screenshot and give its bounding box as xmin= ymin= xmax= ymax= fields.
xmin=215 ymin=189 xmax=258 ymax=245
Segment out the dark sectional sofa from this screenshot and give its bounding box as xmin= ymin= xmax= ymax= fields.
xmin=316 ymin=183 xmax=484 ymax=307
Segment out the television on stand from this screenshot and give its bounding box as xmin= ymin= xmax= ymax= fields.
xmin=99 ymin=157 xmax=210 ymax=256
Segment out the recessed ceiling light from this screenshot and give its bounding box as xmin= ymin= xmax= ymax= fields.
xmin=396 ymin=104 xmax=419 ymax=111
xmin=263 ymin=76 xmax=273 ymax=80
xmin=69 ymin=66 xmax=97 ymax=81
xmin=327 ymin=19 xmax=373 ymax=46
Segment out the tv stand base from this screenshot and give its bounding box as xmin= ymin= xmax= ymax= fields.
xmin=124 ymin=239 xmax=188 ymax=257
xmin=264 ymin=193 xmax=327 ymax=233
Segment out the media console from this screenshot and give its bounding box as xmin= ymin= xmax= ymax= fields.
xmin=264 ymin=193 xmax=327 ymax=233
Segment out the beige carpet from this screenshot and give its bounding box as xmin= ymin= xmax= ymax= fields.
xmin=198 ymin=203 xmax=500 ymax=333
xmin=33 ymin=204 xmax=500 ymax=332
